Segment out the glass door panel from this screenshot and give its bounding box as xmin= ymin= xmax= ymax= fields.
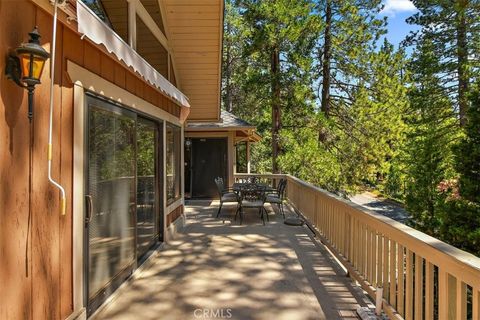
xmin=86 ymin=97 xmax=136 ymax=310
xmin=136 ymin=118 xmax=159 ymax=259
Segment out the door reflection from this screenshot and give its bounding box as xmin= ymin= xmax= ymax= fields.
xmin=87 ymin=105 xmax=136 ymax=300
xmin=136 ymin=119 xmax=158 ymax=259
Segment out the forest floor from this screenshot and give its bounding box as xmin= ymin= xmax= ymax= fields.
xmin=349 ymin=192 xmax=410 ymax=224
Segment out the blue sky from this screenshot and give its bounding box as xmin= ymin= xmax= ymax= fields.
xmin=379 ymin=0 xmax=419 ymax=49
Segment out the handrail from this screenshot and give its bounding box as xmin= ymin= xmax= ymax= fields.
xmin=235 ymin=173 xmax=480 ymax=320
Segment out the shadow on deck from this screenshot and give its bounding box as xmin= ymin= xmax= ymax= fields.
xmin=95 ymin=201 xmax=372 ymax=320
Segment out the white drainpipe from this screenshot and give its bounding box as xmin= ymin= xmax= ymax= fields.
xmin=47 ymin=0 xmax=67 ymax=215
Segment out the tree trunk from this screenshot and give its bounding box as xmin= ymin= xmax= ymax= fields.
xmin=457 ymin=0 xmax=468 ymax=126
xmin=271 ymin=46 xmax=281 ymax=173
xmin=321 ymin=0 xmax=332 ymax=117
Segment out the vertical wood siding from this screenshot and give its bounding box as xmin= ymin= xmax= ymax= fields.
xmin=0 ymin=1 xmax=183 ymax=319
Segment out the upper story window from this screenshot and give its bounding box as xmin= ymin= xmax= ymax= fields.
xmin=136 ymin=15 xmax=169 ymax=78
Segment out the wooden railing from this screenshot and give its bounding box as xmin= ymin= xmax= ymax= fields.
xmin=234 ymin=173 xmax=480 ymax=320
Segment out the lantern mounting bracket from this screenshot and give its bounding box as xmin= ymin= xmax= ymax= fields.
xmin=5 ymin=54 xmax=27 ymax=88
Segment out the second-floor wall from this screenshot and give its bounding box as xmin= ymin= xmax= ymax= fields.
xmin=81 ymin=0 xmax=224 ymax=122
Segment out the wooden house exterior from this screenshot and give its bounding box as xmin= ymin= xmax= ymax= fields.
xmin=0 ymin=0 xmax=224 ymax=319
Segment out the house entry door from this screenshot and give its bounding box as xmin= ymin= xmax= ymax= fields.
xmin=190 ymin=138 xmax=228 ymax=198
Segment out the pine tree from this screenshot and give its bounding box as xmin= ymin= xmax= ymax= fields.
xmin=455 ymin=85 xmax=480 ymax=202
xmin=310 ymin=1 xmax=410 ymax=190
xmin=438 ymin=84 xmax=480 ymax=255
xmin=315 ymin=0 xmax=386 ymax=119
xmin=404 ymin=38 xmax=458 ymax=234
xmin=237 ymin=0 xmax=320 ymax=173
xmin=405 ymin=0 xmax=480 ymax=126
xmin=222 ymin=0 xmax=246 ymax=113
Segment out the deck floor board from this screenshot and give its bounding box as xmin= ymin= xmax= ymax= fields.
xmin=94 ymin=201 xmax=371 ymax=320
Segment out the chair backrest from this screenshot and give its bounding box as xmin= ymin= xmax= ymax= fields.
xmin=214 ymin=177 xmax=225 ymax=197
xmin=278 ymin=179 xmax=287 ymax=200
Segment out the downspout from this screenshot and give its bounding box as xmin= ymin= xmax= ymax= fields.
xmin=48 ymin=0 xmax=67 ymax=215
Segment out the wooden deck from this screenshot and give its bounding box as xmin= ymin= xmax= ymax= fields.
xmin=93 ymin=201 xmax=372 ymax=320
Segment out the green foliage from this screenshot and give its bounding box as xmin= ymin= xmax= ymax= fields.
xmin=454 ymin=86 xmax=480 ymax=202
xmin=223 ymin=0 xmax=480 ymax=257
xmin=224 ymin=0 xmax=409 ymax=193
xmin=438 ymin=85 xmax=480 ymax=256
xmin=314 ymin=39 xmax=409 ymax=190
xmin=403 ymin=37 xmax=458 ymax=234
xmin=405 ymin=0 xmax=480 ymax=123
xmin=439 ymin=199 xmax=480 ymax=256
xmin=279 ymin=127 xmax=345 ymax=192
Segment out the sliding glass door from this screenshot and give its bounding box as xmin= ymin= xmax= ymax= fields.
xmin=85 ymin=94 xmax=163 ymax=315
xmin=86 ymin=97 xmax=136 ymax=314
xmin=136 ymin=118 xmax=161 ymax=260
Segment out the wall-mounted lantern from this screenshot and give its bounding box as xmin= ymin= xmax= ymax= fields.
xmin=5 ymin=26 xmax=50 ymax=121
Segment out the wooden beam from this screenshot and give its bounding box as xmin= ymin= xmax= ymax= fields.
xmin=158 ymin=0 xmax=181 ymax=87
xmin=216 ymin=0 xmax=224 ymax=121
xmin=127 ymin=0 xmax=137 ymax=49
xmin=134 ymin=0 xmax=169 ymax=52
xmin=246 ymin=141 xmax=251 ymax=174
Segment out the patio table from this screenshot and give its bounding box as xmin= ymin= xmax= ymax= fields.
xmin=232 ymin=182 xmax=274 ymax=193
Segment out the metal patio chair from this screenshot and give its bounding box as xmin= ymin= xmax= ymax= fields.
xmin=215 ymin=177 xmax=238 ymax=218
xmin=265 ymin=178 xmax=287 ymax=219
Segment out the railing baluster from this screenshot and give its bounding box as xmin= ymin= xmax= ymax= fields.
xmin=326 ymin=199 xmax=329 ymax=238
xmin=355 ymin=219 xmax=360 ymax=272
xmin=371 ymin=229 xmax=377 ymax=287
xmin=377 ymin=233 xmax=383 ymax=289
xmin=424 ymin=261 xmax=434 ymax=320
xmin=322 ymin=198 xmax=326 ymax=236
xmin=455 ymin=280 xmax=466 ymax=320
xmin=344 ymin=211 xmax=348 ymax=255
xmin=333 ymin=203 xmax=338 ymax=248
xmin=414 ymin=254 xmax=423 ymax=319
xmin=349 ymin=214 xmax=354 ymax=263
xmin=341 ymin=208 xmax=346 ymax=254
xmin=473 ymin=287 xmax=480 ymax=320
xmin=438 ymin=268 xmax=456 ymax=320
xmin=397 ymin=244 xmax=405 ymax=317
xmin=389 ymin=240 xmax=397 ymax=308
xmin=353 ymin=217 xmax=358 ymax=269
xmin=383 ymin=236 xmax=389 ymax=300
xmin=405 ymin=250 xmax=413 ymax=320
xmin=361 ymin=223 xmax=366 ymax=277
xmin=314 ymin=193 xmax=319 ymax=232
xmin=365 ymin=226 xmax=372 ymax=282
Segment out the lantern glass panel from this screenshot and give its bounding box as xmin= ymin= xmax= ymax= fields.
xmin=19 ymin=53 xmax=46 ymax=81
